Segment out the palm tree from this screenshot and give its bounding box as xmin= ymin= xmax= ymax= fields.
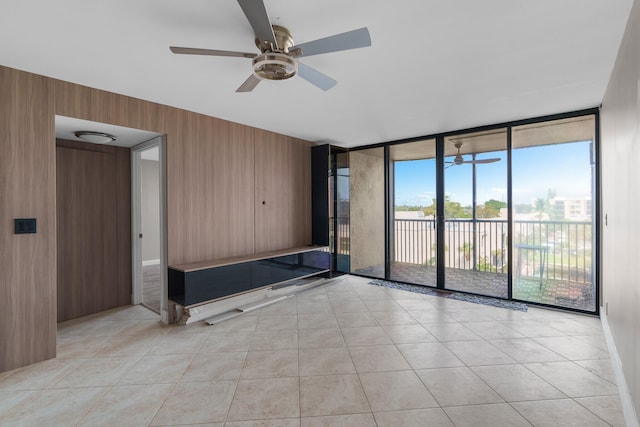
xmin=459 ymin=242 xmax=473 ymax=264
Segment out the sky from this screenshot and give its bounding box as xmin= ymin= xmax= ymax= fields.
xmin=393 ymin=140 xmax=593 ymax=208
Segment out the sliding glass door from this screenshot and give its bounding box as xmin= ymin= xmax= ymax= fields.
xmin=443 ymin=130 xmax=508 ymax=298
xmin=511 ymin=116 xmax=596 ymax=311
xmin=344 ymin=112 xmax=597 ymax=313
xmin=389 ymin=140 xmax=437 ymax=286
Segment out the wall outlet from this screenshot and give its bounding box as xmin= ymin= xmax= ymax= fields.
xmin=605 ymin=301 xmax=609 ymax=315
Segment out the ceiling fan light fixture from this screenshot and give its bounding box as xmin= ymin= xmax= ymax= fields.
xmin=169 ymin=0 xmax=371 ymax=91
xmin=74 ymin=131 xmax=117 ymax=144
xmin=252 ymin=52 xmax=297 ymax=80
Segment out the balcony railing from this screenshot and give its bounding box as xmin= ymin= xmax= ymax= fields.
xmin=334 ymin=218 xmax=592 ymax=285
xmin=394 ymin=218 xmax=592 ymax=284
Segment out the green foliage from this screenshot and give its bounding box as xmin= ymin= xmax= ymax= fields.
xmin=477 ymin=258 xmax=509 ymax=273
xmin=395 ymin=205 xmax=426 ymax=211
xmin=532 ymin=188 xmax=559 ymax=219
xmin=485 ymin=199 xmax=507 ymax=211
xmin=422 ymin=196 xmax=471 ymax=218
xmin=459 ymin=242 xmax=473 ymax=261
xmin=423 ymin=257 xmax=437 ymax=266
xmin=423 ymin=196 xmax=506 ymax=219
xmin=477 ymin=199 xmax=506 ymax=218
xmin=447 ymin=201 xmax=472 ymax=218
xmin=423 ymin=202 xmax=436 ymax=217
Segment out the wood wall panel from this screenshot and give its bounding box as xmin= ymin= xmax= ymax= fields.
xmin=114 ymin=147 xmax=132 ymax=306
xmin=165 ymin=112 xmax=257 ymax=264
xmin=254 ymin=130 xmax=311 ymax=252
xmin=56 ymin=140 xmax=131 ymax=322
xmin=1 ymin=64 xmax=312 ymax=372
xmin=0 ymin=67 xmax=56 ymax=372
xmin=54 ymin=80 xmax=163 ymax=132
xmin=226 ymin=123 xmax=255 ymax=256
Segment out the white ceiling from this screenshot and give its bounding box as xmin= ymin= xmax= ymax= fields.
xmin=1 ymin=1 xmax=633 ymax=148
xmin=56 ymin=116 xmax=161 ymax=148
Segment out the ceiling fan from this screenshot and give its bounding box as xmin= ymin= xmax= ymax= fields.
xmin=169 ymin=0 xmax=371 ymax=92
xmin=446 ymin=141 xmax=501 ymax=167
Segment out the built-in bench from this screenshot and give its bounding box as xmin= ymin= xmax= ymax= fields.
xmin=168 ymin=245 xmax=331 ymax=308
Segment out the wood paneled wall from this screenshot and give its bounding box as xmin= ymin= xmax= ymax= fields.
xmin=53 ymin=78 xmax=311 ymax=264
xmin=255 ymin=129 xmax=312 ymax=252
xmin=166 ymin=117 xmax=257 ymax=264
xmin=0 ymin=67 xmax=57 ymax=371
xmin=0 ymin=64 xmax=312 ymax=372
xmin=56 ymin=139 xmax=131 ymax=322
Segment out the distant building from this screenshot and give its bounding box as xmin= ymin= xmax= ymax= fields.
xmin=395 ymin=211 xmax=425 ymax=219
xmin=549 ymin=197 xmax=592 ymax=220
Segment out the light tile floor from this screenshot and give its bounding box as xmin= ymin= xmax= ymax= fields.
xmin=0 ymin=275 xmax=626 ymax=426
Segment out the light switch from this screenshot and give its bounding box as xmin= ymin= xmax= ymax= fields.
xmin=15 ymin=218 xmax=37 ymax=234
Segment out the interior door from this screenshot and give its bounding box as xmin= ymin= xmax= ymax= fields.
xmin=131 ymin=136 xmax=168 ymax=323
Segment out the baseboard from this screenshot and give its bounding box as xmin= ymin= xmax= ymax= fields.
xmin=600 ymin=308 xmax=640 ymax=427
xmin=142 ymin=259 xmax=160 ymax=267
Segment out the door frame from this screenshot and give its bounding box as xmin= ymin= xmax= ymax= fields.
xmin=131 ymin=135 xmax=169 ymax=324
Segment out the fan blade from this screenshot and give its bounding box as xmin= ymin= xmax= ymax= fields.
xmin=297 ymin=62 xmax=337 ymax=91
xmin=237 ymin=0 xmax=277 ymax=48
xmin=170 ymin=46 xmax=256 ymax=58
xmin=236 ymin=74 xmax=261 ymax=92
xmin=291 ymin=27 xmax=371 ymax=58
xmin=463 ymin=158 xmax=501 ymax=164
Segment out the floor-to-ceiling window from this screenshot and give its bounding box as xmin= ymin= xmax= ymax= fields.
xmin=443 ymin=130 xmax=508 ymax=298
xmin=511 ymin=115 xmax=596 ymax=311
xmin=331 ymin=150 xmax=351 ymax=273
xmin=389 ymin=139 xmax=437 ymax=286
xmin=344 ymin=111 xmax=597 ymax=313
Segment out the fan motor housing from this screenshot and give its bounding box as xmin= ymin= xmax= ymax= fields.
xmin=255 ymin=25 xmax=295 ymax=53
xmin=252 ymin=52 xmax=297 ymax=80
xmin=252 ymin=25 xmax=298 ymax=81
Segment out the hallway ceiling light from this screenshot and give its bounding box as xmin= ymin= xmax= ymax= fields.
xmin=74 ymin=131 xmax=117 ymax=144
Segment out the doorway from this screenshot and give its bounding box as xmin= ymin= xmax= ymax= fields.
xmin=132 ymin=136 xmax=169 ymax=323
xmin=55 ymin=116 xmax=163 ymax=322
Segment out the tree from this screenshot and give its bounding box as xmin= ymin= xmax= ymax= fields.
xmin=477 ymin=199 xmax=506 ymax=218
xmin=477 ymin=205 xmax=496 ymax=218
xmin=423 ymin=196 xmax=471 ymax=218
xmin=485 ymin=199 xmax=507 ymax=211
xmin=534 ymin=197 xmax=546 ymax=220
xmin=532 ymin=188 xmax=557 ymax=220
xmin=395 ymin=204 xmax=425 ymax=211
xmin=423 ymin=201 xmax=436 ymax=217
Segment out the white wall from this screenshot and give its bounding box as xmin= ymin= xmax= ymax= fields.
xmin=141 ymin=158 xmax=160 ymax=262
xmin=600 ymin=0 xmax=640 ymax=420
